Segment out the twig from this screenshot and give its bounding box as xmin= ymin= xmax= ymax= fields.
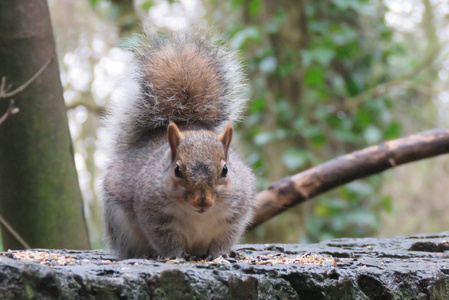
xmin=0 ymin=100 xmax=20 ymax=127
xmin=0 ymin=57 xmax=54 ymax=127
xmin=0 ymin=56 xmax=53 ymax=99
xmin=0 ymin=214 xmax=30 ymax=249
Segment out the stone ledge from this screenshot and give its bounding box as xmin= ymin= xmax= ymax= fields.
xmin=0 ymin=232 xmax=448 ymax=299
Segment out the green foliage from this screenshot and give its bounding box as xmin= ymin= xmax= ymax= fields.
xmin=89 ymin=0 xmax=102 ymax=6
xmin=141 ymin=1 xmax=156 ymax=10
xmin=222 ymin=0 xmax=405 ymax=242
xmin=304 ymin=178 xmax=392 ymax=242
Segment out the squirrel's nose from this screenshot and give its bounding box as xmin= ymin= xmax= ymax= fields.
xmin=189 ymin=189 xmax=215 ymax=213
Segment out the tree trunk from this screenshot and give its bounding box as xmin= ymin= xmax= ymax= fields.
xmin=240 ymin=0 xmax=310 ymax=243
xmin=261 ymin=0 xmax=308 ymax=182
xmin=0 ymin=1 xmax=90 ymax=249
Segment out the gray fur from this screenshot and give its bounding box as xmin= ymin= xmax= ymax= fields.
xmin=102 ymin=29 xmax=255 ymax=259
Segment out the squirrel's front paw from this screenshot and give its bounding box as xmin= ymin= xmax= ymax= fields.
xmin=205 ymin=251 xmax=229 ymax=261
xmin=164 ymin=250 xmax=186 ymax=260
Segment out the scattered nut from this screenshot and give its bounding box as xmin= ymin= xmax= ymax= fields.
xmin=7 ymin=250 xmax=76 ymax=266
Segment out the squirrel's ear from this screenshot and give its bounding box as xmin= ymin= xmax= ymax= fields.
xmin=167 ymin=122 xmax=183 ymax=159
xmin=219 ymin=124 xmax=233 ymax=159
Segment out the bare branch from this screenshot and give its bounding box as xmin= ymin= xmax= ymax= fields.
xmin=0 ymin=57 xmax=54 ymax=127
xmin=250 ymin=128 xmax=449 ymax=229
xmin=0 ymin=100 xmax=20 ymax=127
xmin=66 ymin=100 xmax=105 ymax=115
xmin=0 ymin=77 xmax=6 ymax=94
xmin=0 ymin=214 xmax=30 ymax=249
xmin=0 ymin=56 xmax=53 ymax=99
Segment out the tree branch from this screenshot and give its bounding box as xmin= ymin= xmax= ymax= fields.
xmin=250 ymin=128 xmax=449 ymax=229
xmin=66 ymin=100 xmax=105 ymax=115
xmin=0 ymin=56 xmax=53 ymax=99
xmin=0 ymin=57 xmax=53 ymax=127
xmin=0 ymin=100 xmax=19 ymax=127
xmin=0 ymin=214 xmax=30 ymax=249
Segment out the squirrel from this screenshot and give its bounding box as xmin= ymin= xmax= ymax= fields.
xmin=101 ymin=29 xmax=256 ymax=260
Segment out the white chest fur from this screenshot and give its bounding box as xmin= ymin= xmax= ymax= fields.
xmin=168 ymin=202 xmax=230 ymax=256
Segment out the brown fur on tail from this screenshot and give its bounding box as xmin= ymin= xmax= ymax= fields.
xmin=106 ymin=29 xmax=248 ymax=152
xmin=144 ymin=44 xmax=226 ymax=124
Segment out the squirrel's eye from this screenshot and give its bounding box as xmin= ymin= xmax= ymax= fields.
xmin=221 ymin=164 xmax=228 ymax=178
xmin=174 ymin=164 xmax=182 ymax=178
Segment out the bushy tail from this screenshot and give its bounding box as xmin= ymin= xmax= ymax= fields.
xmin=107 ymin=28 xmax=248 ymax=152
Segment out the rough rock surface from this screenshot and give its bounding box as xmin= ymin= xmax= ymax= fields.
xmin=0 ymin=232 xmax=448 ymax=299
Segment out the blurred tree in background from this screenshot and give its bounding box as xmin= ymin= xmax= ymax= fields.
xmin=40 ymin=0 xmax=449 ymax=248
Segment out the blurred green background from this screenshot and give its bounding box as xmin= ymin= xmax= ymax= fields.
xmin=46 ymin=0 xmax=449 ymax=248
